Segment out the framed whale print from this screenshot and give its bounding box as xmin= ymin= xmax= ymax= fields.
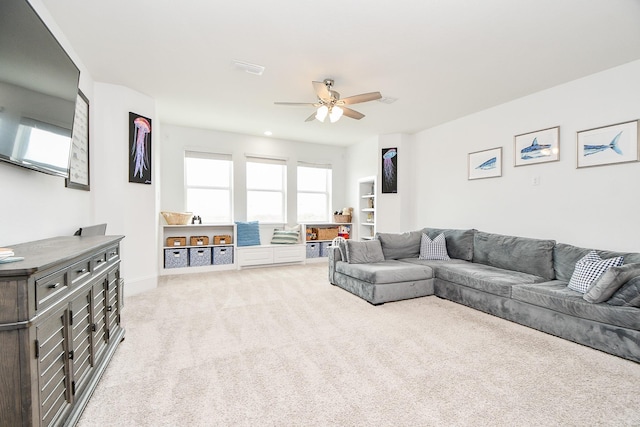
xmin=468 ymin=147 xmax=502 ymax=180
xmin=577 ymin=120 xmax=639 ymax=168
xmin=514 ymin=126 xmax=559 ymax=167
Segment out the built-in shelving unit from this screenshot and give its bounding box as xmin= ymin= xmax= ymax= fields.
xmin=160 ymin=223 xmax=236 ymax=275
xmin=303 ymin=222 xmax=352 ymax=262
xmin=358 ymin=177 xmax=376 ymax=240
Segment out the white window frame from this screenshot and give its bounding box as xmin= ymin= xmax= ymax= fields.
xmin=246 ymin=156 xmax=287 ymax=223
xmin=297 ymin=162 xmax=332 ymax=223
xmin=184 ymin=151 xmax=233 ymax=223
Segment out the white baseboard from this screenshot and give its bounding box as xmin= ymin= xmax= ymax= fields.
xmin=123 ymin=274 xmax=157 ymax=297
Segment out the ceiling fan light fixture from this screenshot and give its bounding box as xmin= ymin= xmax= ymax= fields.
xmin=316 ymin=105 xmax=328 ymax=122
xmin=329 ymin=106 xmax=343 ymax=123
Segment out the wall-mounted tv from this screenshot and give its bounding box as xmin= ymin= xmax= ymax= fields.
xmin=0 ymin=0 xmax=80 ymax=178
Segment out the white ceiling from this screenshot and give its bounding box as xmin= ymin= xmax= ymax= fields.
xmin=42 ymin=0 xmax=640 ymax=146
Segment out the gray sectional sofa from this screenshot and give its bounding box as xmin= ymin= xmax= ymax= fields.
xmin=328 ymin=228 xmax=640 ymax=363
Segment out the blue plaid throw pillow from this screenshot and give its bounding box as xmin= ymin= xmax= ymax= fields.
xmin=419 ymin=233 xmax=450 ymax=260
xmin=568 ymin=250 xmax=624 ymax=294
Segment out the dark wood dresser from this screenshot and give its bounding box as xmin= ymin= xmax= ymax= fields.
xmin=0 ymin=235 xmax=125 ymax=426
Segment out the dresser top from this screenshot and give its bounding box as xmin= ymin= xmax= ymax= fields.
xmin=0 ymin=235 xmax=124 ymax=277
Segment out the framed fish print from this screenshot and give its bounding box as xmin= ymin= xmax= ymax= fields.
xmin=514 ymin=126 xmax=559 ymax=167
xmin=577 ymin=120 xmax=639 ymax=168
xmin=468 ymin=147 xmax=502 ymax=180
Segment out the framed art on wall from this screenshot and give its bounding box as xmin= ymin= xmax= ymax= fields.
xmin=514 ymin=126 xmax=559 ymax=167
xmin=65 ymin=90 xmax=90 ymax=190
xmin=577 ymin=120 xmax=639 ymax=168
xmin=129 ymin=112 xmax=152 ymax=184
xmin=381 ymin=147 xmax=397 ymax=193
xmin=468 ymin=147 xmax=502 ymax=180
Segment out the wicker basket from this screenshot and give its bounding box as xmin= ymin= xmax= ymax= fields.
xmin=161 ymin=211 xmax=193 ymax=225
xmin=190 ymin=236 xmax=209 ymax=246
xmin=333 ymin=214 xmax=352 ymax=223
xmin=316 ymin=227 xmax=339 ymax=241
xmin=166 ymin=237 xmax=187 ymax=247
xmin=213 ymin=235 xmax=232 ymax=245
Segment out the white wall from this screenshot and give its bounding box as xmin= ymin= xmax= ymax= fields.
xmin=92 ymin=83 xmax=159 ymax=296
xmin=160 ymin=124 xmax=347 ymax=225
xmin=412 ymin=60 xmax=640 ymax=252
xmin=0 ymin=0 xmax=94 ymax=246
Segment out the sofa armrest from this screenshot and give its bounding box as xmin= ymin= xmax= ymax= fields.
xmin=328 ymin=246 xmax=342 ymax=284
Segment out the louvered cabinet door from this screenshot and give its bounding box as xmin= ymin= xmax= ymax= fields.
xmin=35 ymin=304 xmax=70 ymax=427
xmin=92 ymin=278 xmax=108 ymax=365
xmin=69 ymin=288 xmax=94 ymax=401
xmin=105 ymin=268 xmax=122 ymax=342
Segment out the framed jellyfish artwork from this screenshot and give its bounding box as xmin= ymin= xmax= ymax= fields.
xmin=381 ymin=147 xmax=397 ymax=193
xmin=128 ymin=112 xmax=152 ymax=184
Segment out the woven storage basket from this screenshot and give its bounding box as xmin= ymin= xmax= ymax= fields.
xmin=214 ymin=235 xmax=232 ymax=245
xmin=333 ymin=214 xmax=352 ymax=223
xmin=316 ymin=227 xmax=339 ymax=241
xmin=161 ymin=211 xmax=193 ymax=225
xmin=190 ymin=236 xmax=209 ymax=246
xmin=166 ymin=237 xmax=187 ymax=247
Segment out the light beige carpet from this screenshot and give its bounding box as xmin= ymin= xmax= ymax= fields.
xmin=78 ymin=263 xmax=640 ymax=426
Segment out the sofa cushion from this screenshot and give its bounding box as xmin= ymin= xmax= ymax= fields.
xmin=584 ymin=263 xmax=640 ymax=303
xmin=567 ymin=251 xmax=624 ymax=294
xmin=345 ymin=240 xmax=385 ymax=264
xmin=512 ymin=281 xmax=640 ymax=331
xmin=434 ymin=261 xmax=547 ymax=298
xmin=335 ymin=260 xmax=433 ymax=284
xmin=554 ymin=243 xmax=640 ymax=282
xmin=423 ymin=228 xmax=475 ymax=261
xmin=419 ymin=233 xmax=450 ymax=260
xmin=375 ymin=230 xmax=422 ymax=260
xmin=473 ymin=231 xmax=555 ymax=280
xmin=607 ymin=276 xmax=640 ymax=307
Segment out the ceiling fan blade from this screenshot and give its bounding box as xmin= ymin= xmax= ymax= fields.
xmin=312 ymin=81 xmax=331 ymax=100
xmin=341 ymin=106 xmax=365 ymax=120
xmin=274 ymin=102 xmax=318 ymax=107
xmin=304 ymin=111 xmax=317 ymax=122
xmin=338 ymin=91 xmax=382 ymax=105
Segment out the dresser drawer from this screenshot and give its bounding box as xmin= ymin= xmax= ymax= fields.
xmin=68 ymin=259 xmax=92 ymax=286
xmin=91 ymin=251 xmax=109 ymax=272
xmin=106 ymin=245 xmax=120 ymax=262
xmin=35 ymin=270 xmax=68 ymax=309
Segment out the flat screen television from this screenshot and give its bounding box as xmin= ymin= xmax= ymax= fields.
xmin=0 ymin=0 xmax=80 ymax=178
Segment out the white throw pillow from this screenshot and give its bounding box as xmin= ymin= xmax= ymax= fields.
xmin=419 ymin=233 xmax=450 ymax=260
xmin=568 ymin=250 xmax=624 ymax=294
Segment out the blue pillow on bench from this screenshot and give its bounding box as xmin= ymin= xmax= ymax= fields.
xmin=236 ymin=221 xmax=260 ymax=246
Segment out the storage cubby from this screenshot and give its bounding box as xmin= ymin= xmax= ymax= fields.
xmin=160 ymin=224 xmax=236 ymax=274
xmin=358 ymin=177 xmax=376 ymax=240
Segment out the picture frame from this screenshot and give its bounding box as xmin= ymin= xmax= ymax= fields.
xmin=468 ymin=147 xmax=502 ymax=180
xmin=65 ymin=90 xmax=90 ymax=190
xmin=381 ymin=147 xmax=397 ymax=193
xmin=129 ymin=112 xmax=152 ymax=184
xmin=577 ymin=120 xmax=639 ymax=168
xmin=514 ymin=126 xmax=559 ymax=167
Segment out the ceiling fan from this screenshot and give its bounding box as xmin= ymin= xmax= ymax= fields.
xmin=274 ymin=79 xmax=382 ymax=123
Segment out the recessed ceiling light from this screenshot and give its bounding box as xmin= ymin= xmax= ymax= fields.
xmin=232 ymin=60 xmax=265 ymax=76
xmin=264 ymin=131 xmax=273 ymax=136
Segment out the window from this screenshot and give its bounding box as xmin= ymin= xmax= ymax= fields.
xmin=185 ymin=151 xmax=232 ymax=223
xmin=246 ymin=157 xmax=286 ymax=222
xmin=297 ymin=163 xmax=332 ymax=222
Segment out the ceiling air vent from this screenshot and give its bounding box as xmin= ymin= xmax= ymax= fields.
xmin=378 ymin=96 xmax=398 ymax=104
xmin=232 ymin=60 xmax=265 ymax=76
